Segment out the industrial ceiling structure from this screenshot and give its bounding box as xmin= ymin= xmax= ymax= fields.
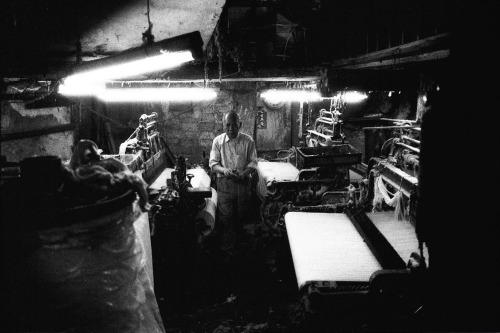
xmin=1 ymin=0 xmax=224 ymax=79
xmin=0 ymin=0 xmax=494 ymax=95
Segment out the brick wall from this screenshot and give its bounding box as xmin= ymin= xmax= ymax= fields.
xmin=159 ymin=90 xmax=233 ymax=166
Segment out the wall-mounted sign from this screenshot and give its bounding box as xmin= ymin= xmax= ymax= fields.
xmin=257 ymin=109 xmax=267 ymax=129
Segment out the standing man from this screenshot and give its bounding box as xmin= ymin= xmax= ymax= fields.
xmin=209 ymin=111 xmax=258 ymax=256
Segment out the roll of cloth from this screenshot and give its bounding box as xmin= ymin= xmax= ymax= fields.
xmin=195 ymin=187 xmax=218 ymax=236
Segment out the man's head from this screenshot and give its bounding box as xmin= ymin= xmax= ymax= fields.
xmin=224 ymin=111 xmax=241 ymax=139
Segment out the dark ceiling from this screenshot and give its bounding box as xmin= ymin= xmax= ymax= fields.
xmin=1 ymin=0 xmax=496 ymax=93
xmin=1 ymin=0 xmax=224 ymax=78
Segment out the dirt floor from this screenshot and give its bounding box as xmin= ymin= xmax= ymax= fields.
xmin=152 ymin=197 xmax=315 ymax=333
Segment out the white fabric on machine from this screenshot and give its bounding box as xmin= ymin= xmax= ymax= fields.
xmin=366 ymin=211 xmax=429 ymax=263
xmin=256 ymin=161 xmax=300 ymax=199
xmin=149 ymin=167 xmax=211 ymax=191
xmin=149 ymin=167 xmax=216 ymax=234
xmin=285 ymin=212 xmax=382 ymax=289
xmin=188 ymin=168 xmax=211 ymax=189
xmin=372 ymin=175 xmax=406 ymax=220
xmin=149 ymin=168 xmax=175 ymax=191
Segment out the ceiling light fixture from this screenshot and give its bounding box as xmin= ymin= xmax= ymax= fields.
xmin=58 ymin=81 xmax=105 ymax=96
xmin=58 ymin=31 xmax=204 ymax=97
xmin=336 ymin=91 xmax=368 ymax=103
xmin=97 ymin=88 xmax=218 ymax=102
xmin=261 ymin=89 xmax=322 ymax=103
xmin=64 ymin=51 xmax=194 ymax=85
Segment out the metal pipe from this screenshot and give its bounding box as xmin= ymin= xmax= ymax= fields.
xmin=108 ymin=76 xmax=323 ymax=84
xmin=380 ymin=118 xmax=418 ymax=123
xmin=401 ymin=135 xmax=420 ymax=145
xmin=396 ymin=142 xmax=420 ymax=153
xmin=363 ymin=126 xmax=420 ymax=130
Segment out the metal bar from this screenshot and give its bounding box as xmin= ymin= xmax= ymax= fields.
xmin=395 ymin=142 xmax=420 ymax=154
xmin=274 ymin=178 xmax=339 ymax=188
xmin=307 ymin=130 xmax=331 ymax=139
xmin=346 ymin=207 xmax=407 ymax=270
xmin=401 ymin=135 xmax=420 ymax=145
xmin=363 ymin=126 xmax=420 ymax=130
xmin=380 ymin=118 xmax=418 ymax=123
xmin=108 ymin=76 xmax=323 ymax=84
xmin=377 ymin=160 xmax=418 ymax=198
xmin=1 ymin=124 xmax=74 ymax=141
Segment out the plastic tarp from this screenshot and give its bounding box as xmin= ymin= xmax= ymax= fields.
xmin=26 ymin=201 xmax=165 ymax=332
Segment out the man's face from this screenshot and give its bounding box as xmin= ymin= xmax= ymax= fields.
xmin=225 ymin=114 xmax=240 ymax=139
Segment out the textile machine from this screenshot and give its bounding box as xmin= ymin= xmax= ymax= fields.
xmin=284 ymin=207 xmax=426 ymax=329
xmin=146 ymin=155 xmax=215 ymax=310
xmin=257 ymin=100 xmax=366 ymax=233
xmin=109 ymin=112 xmax=175 ymax=185
xmin=257 ymin=144 xmax=362 ymax=233
xmin=281 ymin=120 xmax=426 ymax=329
xmin=109 ymin=111 xmax=216 ymax=247
xmin=108 ymin=113 xmax=216 ymax=309
xmin=305 ymin=108 xmax=345 ymax=147
xmin=362 ymin=122 xmax=421 ymax=223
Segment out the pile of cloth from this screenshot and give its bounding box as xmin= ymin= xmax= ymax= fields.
xmin=63 ymin=139 xmax=150 ymax=212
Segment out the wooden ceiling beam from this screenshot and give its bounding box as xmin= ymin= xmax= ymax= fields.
xmin=337 ymin=50 xmax=450 ymax=70
xmin=329 ymin=33 xmax=449 ymax=70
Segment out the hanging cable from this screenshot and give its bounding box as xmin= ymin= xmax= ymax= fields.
xmin=213 ymin=23 xmax=223 ymax=83
xmin=204 ymin=49 xmax=209 ymax=88
xmin=76 ymin=34 xmax=82 ymax=64
xmin=142 ymin=0 xmax=155 ymax=45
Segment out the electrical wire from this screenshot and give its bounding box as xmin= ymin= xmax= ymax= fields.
xmin=142 ymin=0 xmax=154 ymax=44
xmin=283 ymin=22 xmax=302 ymax=62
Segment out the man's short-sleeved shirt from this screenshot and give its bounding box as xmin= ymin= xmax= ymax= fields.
xmin=209 ymin=132 xmax=257 ymax=176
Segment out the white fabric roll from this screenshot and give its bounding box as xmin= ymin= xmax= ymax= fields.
xmin=195 ymin=187 xmax=217 ymax=235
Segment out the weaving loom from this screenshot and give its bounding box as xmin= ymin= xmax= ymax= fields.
xmin=256 ymin=144 xmax=362 ymax=232
xmin=284 ymin=207 xmax=426 ymax=323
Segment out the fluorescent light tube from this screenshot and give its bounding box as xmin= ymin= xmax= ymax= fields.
xmin=58 ymin=81 xmax=105 ymax=96
xmin=261 ymin=89 xmax=322 ymax=102
xmin=58 ymin=50 xmax=195 ymax=97
xmin=340 ymin=91 xmax=368 ymax=103
xmin=65 ymin=50 xmax=194 ymax=84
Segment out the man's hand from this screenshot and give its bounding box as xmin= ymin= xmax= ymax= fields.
xmin=222 ymin=168 xmax=239 ymax=179
xmin=236 ymin=169 xmax=252 ymax=182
